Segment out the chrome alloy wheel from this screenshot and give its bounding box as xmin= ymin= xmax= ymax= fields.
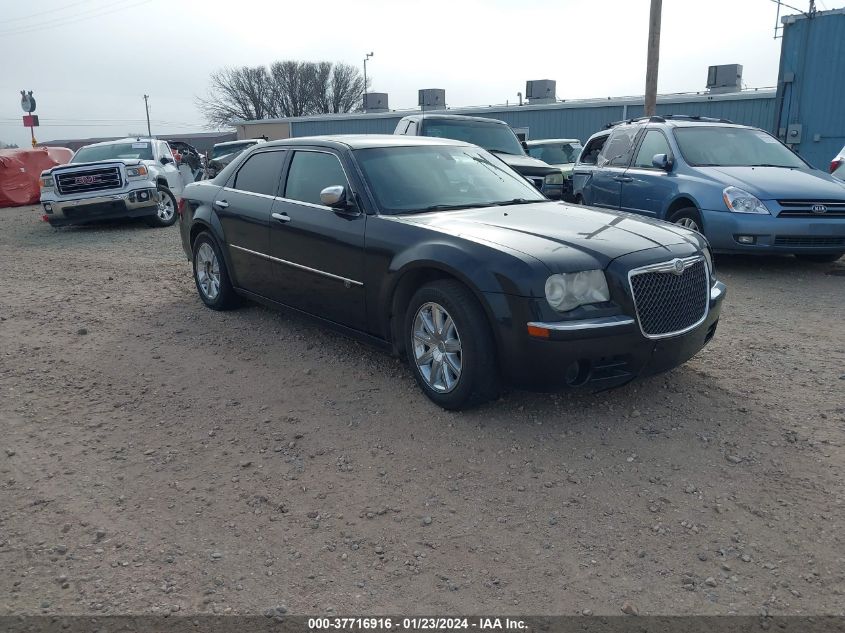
xmin=157 ymin=192 xmax=175 ymax=222
xmin=676 ymin=216 xmax=700 ymax=232
xmin=195 ymin=243 xmax=221 ymax=300
xmin=412 ymin=302 xmax=463 ymax=393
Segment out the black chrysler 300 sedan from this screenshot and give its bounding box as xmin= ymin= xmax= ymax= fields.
xmin=178 ymin=135 xmax=725 ymax=410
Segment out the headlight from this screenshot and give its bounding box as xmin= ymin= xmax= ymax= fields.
xmin=39 ymin=175 xmax=54 ymax=189
xmin=544 ymin=172 xmax=564 ymax=185
xmin=544 ymin=270 xmax=610 ymax=313
xmin=722 ymin=186 xmax=769 ymax=214
xmin=126 ymin=165 xmax=148 ymax=178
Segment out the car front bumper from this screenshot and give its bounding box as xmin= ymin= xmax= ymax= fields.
xmin=701 ymin=209 xmax=845 ymax=254
xmin=42 ymin=189 xmax=159 ymax=226
xmin=486 ymin=281 xmax=725 ymax=391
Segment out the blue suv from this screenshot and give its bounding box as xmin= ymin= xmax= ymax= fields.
xmin=573 ymin=116 xmax=845 ymax=262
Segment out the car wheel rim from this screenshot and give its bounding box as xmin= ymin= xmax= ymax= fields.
xmin=676 ymin=217 xmax=700 ymax=232
xmin=195 ymin=243 xmax=221 ymax=300
xmin=412 ymin=302 xmax=462 ymax=393
xmin=158 ymin=193 xmax=175 ymax=221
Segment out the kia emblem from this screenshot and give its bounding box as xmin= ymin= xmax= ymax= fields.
xmin=811 ymin=204 xmax=827 ymax=214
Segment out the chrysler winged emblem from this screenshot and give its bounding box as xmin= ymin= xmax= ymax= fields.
xmin=671 ymin=258 xmax=685 ymax=275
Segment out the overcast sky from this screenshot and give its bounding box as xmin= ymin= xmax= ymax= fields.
xmin=0 ymin=0 xmax=823 ymax=147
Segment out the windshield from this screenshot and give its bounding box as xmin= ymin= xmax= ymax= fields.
xmin=420 ymin=119 xmax=524 ymax=155
xmin=674 ymin=127 xmax=808 ymax=168
xmin=72 ymin=141 xmax=154 ymax=163
xmin=527 ymin=142 xmax=583 ymax=164
xmin=211 ymin=142 xmax=255 ymax=159
xmin=354 ymin=145 xmax=548 ymax=215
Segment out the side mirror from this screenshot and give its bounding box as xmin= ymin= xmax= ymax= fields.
xmin=161 ymin=156 xmax=173 ymax=165
xmin=320 ymin=185 xmax=350 ymax=209
xmin=521 ymin=140 xmax=529 ymax=153
xmin=652 ymin=153 xmax=673 ymax=171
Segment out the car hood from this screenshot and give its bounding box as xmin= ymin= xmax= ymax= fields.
xmin=392 ymin=202 xmax=701 ymax=271
xmin=491 ymin=151 xmax=558 ymax=176
xmin=697 ymin=166 xmax=845 ymax=200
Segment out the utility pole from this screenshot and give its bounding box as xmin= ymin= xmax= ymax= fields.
xmin=143 ymin=94 xmax=151 ymax=137
xmin=644 ymin=0 xmax=662 ymax=117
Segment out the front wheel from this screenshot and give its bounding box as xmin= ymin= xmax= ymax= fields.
xmin=669 ymin=207 xmax=704 ymax=234
xmin=795 ymin=252 xmax=844 ymax=263
xmin=405 ymin=280 xmax=499 ymax=410
xmin=145 ymin=186 xmax=177 ymax=227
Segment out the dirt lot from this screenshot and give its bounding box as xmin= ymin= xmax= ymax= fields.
xmin=1 ymin=205 xmax=843 ymax=617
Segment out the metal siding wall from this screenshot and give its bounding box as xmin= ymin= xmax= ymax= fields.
xmin=262 ymin=95 xmax=776 ymax=145
xmin=778 ymin=12 xmax=845 ymax=169
xmin=291 ymin=116 xmax=401 ymax=137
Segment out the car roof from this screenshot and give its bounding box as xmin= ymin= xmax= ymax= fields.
xmin=260 ymin=134 xmax=474 ymax=150
xmin=214 ymin=139 xmax=262 ymax=147
xmin=398 ymin=113 xmax=509 ymax=126
xmin=526 ymin=138 xmax=581 ymax=145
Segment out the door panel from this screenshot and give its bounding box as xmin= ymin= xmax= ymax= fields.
xmin=621 ymin=130 xmax=675 ymax=217
xmin=215 ymin=150 xmax=287 ymax=298
xmin=589 ymin=127 xmax=640 ymax=210
xmin=266 ymin=150 xmax=367 ymax=331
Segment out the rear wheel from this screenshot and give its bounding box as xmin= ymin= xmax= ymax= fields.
xmin=192 ymin=232 xmax=239 ymax=310
xmin=795 ymin=252 xmax=844 ymax=263
xmin=405 ymin=280 xmax=499 ymax=410
xmin=669 ymin=207 xmax=704 ymax=233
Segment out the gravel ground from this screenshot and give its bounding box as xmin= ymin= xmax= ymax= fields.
xmin=1 ymin=205 xmax=843 ymax=617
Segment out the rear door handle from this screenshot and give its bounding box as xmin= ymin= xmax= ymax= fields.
xmin=271 ymin=212 xmax=291 ymax=223
xmin=214 ymin=199 xmax=229 ymax=209
xmin=613 ymin=176 xmax=633 ymax=183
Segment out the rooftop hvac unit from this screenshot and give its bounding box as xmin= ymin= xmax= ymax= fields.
xmin=363 ymin=92 xmax=389 ymax=112
xmin=418 ymin=89 xmax=445 ymax=108
xmin=525 ymin=79 xmax=556 ymax=103
xmin=706 ymin=64 xmax=743 ymax=93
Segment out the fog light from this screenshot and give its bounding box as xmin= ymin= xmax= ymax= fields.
xmin=43 ymin=203 xmax=53 ymax=214
xmin=736 ymin=235 xmax=756 ymax=244
xmin=138 ymin=190 xmax=149 ymax=201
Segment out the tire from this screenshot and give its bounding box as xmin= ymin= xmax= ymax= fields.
xmin=795 ymin=252 xmax=844 ymax=263
xmin=668 ymin=207 xmax=704 ymax=233
xmin=192 ymin=231 xmax=239 ymax=310
xmin=145 ymin=186 xmax=178 ymax=227
xmin=405 ymin=280 xmax=500 ymax=410
xmin=574 ymin=194 xmax=584 ymax=205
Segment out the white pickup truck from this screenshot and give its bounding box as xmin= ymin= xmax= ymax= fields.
xmin=39 ymin=137 xmax=186 ymax=227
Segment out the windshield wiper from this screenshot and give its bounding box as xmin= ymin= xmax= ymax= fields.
xmin=748 ymin=163 xmax=797 ymax=168
xmin=491 ymin=198 xmax=549 ymax=206
xmin=412 ymin=203 xmax=493 ymax=213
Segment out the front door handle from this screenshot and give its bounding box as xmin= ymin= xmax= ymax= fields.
xmin=271 ymin=212 xmax=291 ymax=223
xmin=613 ymin=176 xmax=633 ymax=183
xmin=214 ymin=199 xmax=229 ymax=209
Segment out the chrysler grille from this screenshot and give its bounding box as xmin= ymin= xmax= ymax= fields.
xmin=55 ymin=167 xmax=122 ymax=195
xmin=629 ymin=257 xmax=709 ymax=339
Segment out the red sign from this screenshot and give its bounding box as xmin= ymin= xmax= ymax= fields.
xmin=23 ymin=114 xmax=39 ymax=127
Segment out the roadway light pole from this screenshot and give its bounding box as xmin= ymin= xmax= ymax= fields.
xmin=143 ymin=94 xmax=152 ymax=137
xmin=644 ymin=0 xmax=662 ymax=117
xmin=363 ymin=52 xmax=374 ymax=107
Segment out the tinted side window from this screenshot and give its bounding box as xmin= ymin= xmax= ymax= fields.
xmin=284 ymin=151 xmax=349 ymax=206
xmin=598 ymin=127 xmax=639 ymax=167
xmin=233 ymin=151 xmax=285 ymax=196
xmin=633 ymin=130 xmax=671 ymax=168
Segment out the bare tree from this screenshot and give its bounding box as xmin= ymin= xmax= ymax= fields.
xmin=196 ymin=66 xmax=274 ymax=127
xmin=199 ymin=60 xmax=368 ymax=126
xmin=269 ymin=61 xmax=317 ymax=118
xmin=316 ymin=62 xmax=366 ymax=114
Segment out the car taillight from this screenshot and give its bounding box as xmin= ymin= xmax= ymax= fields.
xmin=177 ymin=198 xmax=186 ymax=216
xmin=830 ymin=159 xmax=843 ymax=174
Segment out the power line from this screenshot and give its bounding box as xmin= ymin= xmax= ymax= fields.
xmin=3 ymin=0 xmax=97 ymax=23
xmin=0 ymin=0 xmax=151 ymax=37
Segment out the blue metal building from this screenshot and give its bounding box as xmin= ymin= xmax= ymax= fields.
xmin=775 ymin=7 xmax=845 ymax=169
